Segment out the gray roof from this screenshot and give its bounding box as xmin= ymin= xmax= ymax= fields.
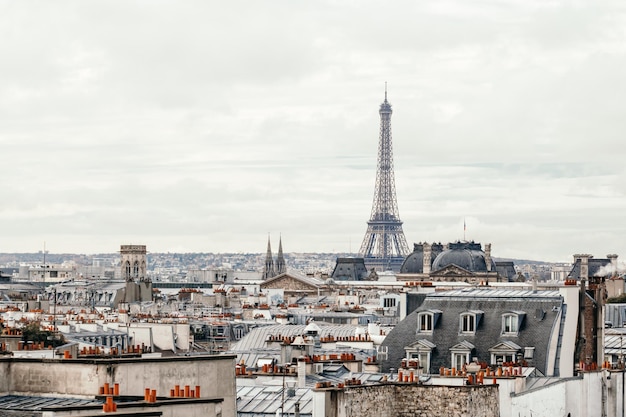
xmin=237 ymin=385 xmax=313 ymax=416
xmin=431 ymin=241 xmax=496 ymax=273
xmin=380 ymin=288 xmax=564 ymax=375
xmin=331 ymin=258 xmax=368 ymax=281
xmin=605 ymin=304 xmax=626 ymax=328
xmin=567 ymin=257 xmax=612 ymax=279
xmin=229 ymin=323 xmax=366 ymax=367
xmin=0 ymin=395 xmax=101 ymax=411
xmin=400 ymin=243 xmax=444 ymax=274
xmin=605 ymin=328 xmax=626 ymax=355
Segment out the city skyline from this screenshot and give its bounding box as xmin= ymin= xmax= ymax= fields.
xmin=2 ymin=2 xmax=626 ymax=262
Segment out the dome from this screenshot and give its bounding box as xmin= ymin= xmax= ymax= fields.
xmin=400 ymin=243 xmax=444 ymax=273
xmin=431 ymin=241 xmax=496 ymax=273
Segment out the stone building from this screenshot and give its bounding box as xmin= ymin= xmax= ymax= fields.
xmin=120 ymin=244 xmax=152 ymax=303
xmin=0 ymin=354 xmax=236 ymax=416
xmin=380 ymin=285 xmax=580 ymax=377
xmin=397 ymin=241 xmax=516 ymax=283
xmin=260 ymin=272 xmax=325 ymax=298
xmin=262 ymin=236 xmax=287 ymax=280
xmin=567 ymin=254 xmax=612 ymax=370
xmin=331 ymin=258 xmax=369 ymax=281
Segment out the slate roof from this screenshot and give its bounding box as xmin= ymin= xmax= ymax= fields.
xmin=400 ymin=243 xmax=444 ymax=274
xmin=567 ymin=257 xmax=612 ymax=279
xmin=0 ymin=395 xmax=101 ymax=411
xmin=380 ymin=288 xmax=564 ymax=376
xmin=604 ymin=328 xmax=626 ymax=356
xmin=606 ymin=304 xmax=626 ymax=328
xmin=237 ymin=385 xmax=313 ymax=417
xmin=431 ymin=241 xmax=496 ymax=273
xmin=331 ymin=258 xmax=368 ymax=280
xmin=229 ymin=323 xmax=366 ymax=367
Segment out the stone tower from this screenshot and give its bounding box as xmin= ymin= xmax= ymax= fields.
xmin=275 ymin=236 xmax=286 ymax=275
xmin=120 ymin=244 xmax=151 ymax=303
xmin=262 ymin=236 xmax=276 ymax=280
xmin=120 ymin=244 xmax=147 ymax=282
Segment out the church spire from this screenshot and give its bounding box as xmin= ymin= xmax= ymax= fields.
xmin=276 ymin=235 xmax=286 ymax=275
xmin=262 ymin=235 xmax=275 ymax=280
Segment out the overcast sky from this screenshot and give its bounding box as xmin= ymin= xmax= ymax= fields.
xmin=1 ymin=1 xmax=626 ymax=263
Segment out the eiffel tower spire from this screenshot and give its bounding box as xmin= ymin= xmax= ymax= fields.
xmin=262 ymin=235 xmax=275 ymax=280
xmin=358 ymin=87 xmax=410 ymax=271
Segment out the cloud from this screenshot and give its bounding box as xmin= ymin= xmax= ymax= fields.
xmin=0 ymin=1 xmax=625 ymax=262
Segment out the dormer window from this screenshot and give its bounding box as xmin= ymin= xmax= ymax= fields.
xmin=404 ymin=339 xmax=436 ymax=374
xmin=502 ymin=311 xmax=526 ymax=336
xmin=459 ymin=310 xmax=483 ymax=334
xmin=417 ymin=309 xmax=442 ymax=333
xmin=489 ymin=341 xmax=522 ymax=366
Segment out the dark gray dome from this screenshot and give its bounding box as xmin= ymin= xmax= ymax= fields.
xmin=431 ymin=241 xmax=496 ymax=272
xmin=400 ymin=243 xmax=444 ymax=273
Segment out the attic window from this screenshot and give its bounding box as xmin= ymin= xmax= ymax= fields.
xmin=417 ymin=310 xmax=442 ymax=333
xmin=502 ymin=311 xmax=526 ymax=336
xmin=418 ymin=313 xmax=433 ymax=332
xmin=459 ymin=311 xmax=483 ymax=334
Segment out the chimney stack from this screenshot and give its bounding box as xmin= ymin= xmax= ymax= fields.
xmin=423 ymin=243 xmax=432 ymax=274
xmin=484 ymin=243 xmax=492 ymax=272
xmin=574 ymin=254 xmax=592 ymax=291
xmin=297 ymin=358 xmax=307 ymax=388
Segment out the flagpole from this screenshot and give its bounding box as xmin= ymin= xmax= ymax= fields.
xmin=463 ymin=217 xmax=467 ymax=241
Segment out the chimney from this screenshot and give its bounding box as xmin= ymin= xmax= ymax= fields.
xmin=423 ymin=243 xmax=431 ymax=274
xmin=574 ymin=254 xmax=592 ymax=291
xmin=297 ymin=358 xmax=307 ymax=388
xmin=484 ymin=243 xmax=492 ymax=272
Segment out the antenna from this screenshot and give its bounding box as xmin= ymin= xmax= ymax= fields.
xmin=463 ymin=217 xmax=467 ymax=241
xmin=384 ymin=82 xmax=387 ymax=101
xmin=42 ymin=241 xmax=46 ymax=286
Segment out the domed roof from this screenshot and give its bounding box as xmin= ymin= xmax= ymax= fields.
xmin=431 ymin=241 xmax=496 ymax=273
xmin=400 ymin=243 xmax=444 ymax=273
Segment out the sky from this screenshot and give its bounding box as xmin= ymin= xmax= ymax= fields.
xmin=1 ymin=1 xmax=626 ymax=263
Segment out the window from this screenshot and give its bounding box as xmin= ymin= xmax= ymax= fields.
xmin=489 ymin=341 xmax=522 ymax=366
xmin=404 ymin=340 xmax=435 ymax=374
xmin=418 ymin=313 xmax=433 ymax=332
xmin=492 ymin=353 xmax=515 ymax=365
xmin=452 ymin=352 xmax=468 ymax=370
xmin=383 ymin=297 xmax=396 ymax=308
xmin=503 ymin=315 xmax=517 ymax=333
xmin=502 ymin=312 xmax=525 ymax=335
xmin=410 ymin=352 xmax=431 ymax=374
xmin=461 ymin=314 xmax=475 ymax=333
xmin=459 ymin=311 xmax=483 ymax=334
xmin=416 ymin=310 xmax=441 ymax=334
xmin=449 ymin=341 xmax=475 ymax=370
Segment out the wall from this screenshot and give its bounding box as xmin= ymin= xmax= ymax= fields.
xmin=507 ymin=371 xmax=625 ymax=417
xmin=0 ymin=354 xmax=236 ymax=417
xmin=326 ymin=383 xmax=499 ymax=417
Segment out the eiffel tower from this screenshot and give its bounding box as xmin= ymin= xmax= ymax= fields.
xmin=358 ymin=87 xmax=410 ymax=272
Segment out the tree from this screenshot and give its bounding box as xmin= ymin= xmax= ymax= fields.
xmin=21 ymin=322 xmax=65 ymax=348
